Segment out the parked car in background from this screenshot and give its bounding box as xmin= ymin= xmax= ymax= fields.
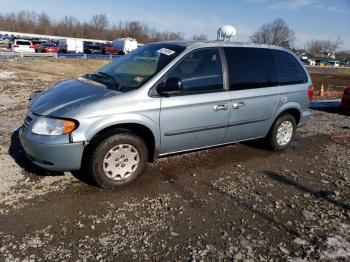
xmin=84 ymin=44 xmax=102 ymax=54
xmin=309 ymin=59 xmax=316 ymax=66
xmin=31 ymin=40 xmax=41 ymax=52
xmin=57 ymin=38 xmax=84 ymax=53
xmin=30 ymin=40 xmax=42 ymax=52
xmin=101 ymin=43 xmax=118 ymax=54
xmin=300 ymin=56 xmax=309 ymax=65
xmin=112 ymin=38 xmax=138 ymax=54
xmin=328 ymin=60 xmax=340 ymax=67
xmin=32 ymin=40 xmax=47 ymax=52
xmin=37 ymin=43 xmax=59 ymax=53
xmin=11 ymin=39 xmax=35 ymax=53
xmin=0 ymin=37 xmax=10 ymax=47
xmin=341 ymin=86 xmax=350 ymax=110
xmin=20 ymin=41 xmax=312 ymax=189
xmin=319 ymin=61 xmax=329 ymax=67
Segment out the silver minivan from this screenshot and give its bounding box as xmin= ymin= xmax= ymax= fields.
xmin=19 ymin=41 xmax=313 ymax=188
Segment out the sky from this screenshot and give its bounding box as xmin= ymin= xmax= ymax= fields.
xmin=1 ymin=0 xmax=349 ymax=50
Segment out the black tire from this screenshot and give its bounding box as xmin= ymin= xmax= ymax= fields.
xmin=266 ymin=113 xmax=296 ymax=151
xmin=87 ymin=131 xmax=148 ymax=189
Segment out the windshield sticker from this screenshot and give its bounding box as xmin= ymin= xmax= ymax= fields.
xmin=157 ymin=48 xmax=175 ymax=56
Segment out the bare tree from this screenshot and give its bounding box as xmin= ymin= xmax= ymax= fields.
xmin=37 ymin=12 xmax=52 ymax=35
xmin=305 ymin=38 xmax=342 ymax=56
xmin=0 ymin=10 xmax=184 ymax=42
xmin=89 ymin=14 xmax=109 ymax=38
xmin=305 ymin=39 xmax=323 ymax=55
xmin=192 ymin=34 xmax=208 ymax=41
xmin=250 ymin=18 xmax=295 ymax=48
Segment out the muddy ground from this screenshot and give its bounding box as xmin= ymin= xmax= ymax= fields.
xmin=308 ymin=67 xmax=350 ymax=96
xmin=0 ymin=58 xmax=349 ymax=261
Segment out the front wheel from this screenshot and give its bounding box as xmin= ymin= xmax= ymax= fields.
xmin=87 ymin=132 xmax=148 ymax=189
xmin=266 ymin=113 xmax=296 ymax=151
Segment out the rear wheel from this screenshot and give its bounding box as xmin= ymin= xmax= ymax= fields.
xmin=87 ymin=132 xmax=148 ymax=189
xmin=266 ymin=113 xmax=296 ymax=151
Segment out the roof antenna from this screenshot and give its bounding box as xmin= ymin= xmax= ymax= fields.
xmin=217 ymin=25 xmax=237 ymax=41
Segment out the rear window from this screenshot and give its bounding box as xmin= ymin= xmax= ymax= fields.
xmin=224 ymin=47 xmax=277 ymax=90
xmin=16 ymin=41 xmax=31 ymax=46
xmin=273 ymin=50 xmax=308 ymax=85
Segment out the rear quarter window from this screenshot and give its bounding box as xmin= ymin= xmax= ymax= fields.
xmin=224 ymin=47 xmax=277 ymax=90
xmin=273 ymin=49 xmax=308 ymax=85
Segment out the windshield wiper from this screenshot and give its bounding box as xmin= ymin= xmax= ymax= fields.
xmin=96 ymin=71 xmax=120 ymax=87
xmin=85 ymin=72 xmax=120 ymax=90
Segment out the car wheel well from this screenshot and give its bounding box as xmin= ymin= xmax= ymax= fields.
xmin=84 ymin=124 xmax=156 ymax=163
xmin=277 ymin=108 xmax=300 ymax=124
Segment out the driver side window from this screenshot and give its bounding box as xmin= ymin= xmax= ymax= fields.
xmin=167 ymin=48 xmax=223 ymax=93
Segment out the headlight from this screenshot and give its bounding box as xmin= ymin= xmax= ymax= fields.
xmin=32 ymin=117 xmax=78 ymax=136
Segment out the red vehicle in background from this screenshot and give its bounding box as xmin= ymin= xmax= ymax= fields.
xmin=32 ymin=40 xmax=47 ymax=52
xmin=37 ymin=43 xmax=60 ymax=53
xmin=101 ymin=43 xmax=118 ymax=54
xmin=341 ymin=86 xmax=350 ymax=110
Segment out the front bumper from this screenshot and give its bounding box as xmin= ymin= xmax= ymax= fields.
xmin=19 ymin=114 xmax=85 ymax=171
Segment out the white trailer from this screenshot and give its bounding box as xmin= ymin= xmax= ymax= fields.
xmin=0 ymin=31 xmax=108 ymax=44
xmin=57 ymin=38 xmax=84 ymax=53
xmin=112 ymin=38 xmax=138 ymax=54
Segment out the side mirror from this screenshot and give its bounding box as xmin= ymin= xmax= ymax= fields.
xmin=157 ymin=77 xmax=183 ymax=96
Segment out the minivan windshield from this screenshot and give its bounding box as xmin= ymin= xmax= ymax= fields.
xmin=93 ymin=43 xmax=185 ymax=92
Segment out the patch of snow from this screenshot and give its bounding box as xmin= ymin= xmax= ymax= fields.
xmin=0 ymin=71 xmax=17 ymax=79
xmin=321 ymin=224 xmax=350 ymax=259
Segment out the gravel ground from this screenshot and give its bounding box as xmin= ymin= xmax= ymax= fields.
xmin=0 ymin=58 xmax=349 ymax=261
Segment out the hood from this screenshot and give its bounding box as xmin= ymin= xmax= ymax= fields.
xmin=30 ymin=78 xmax=121 ymax=116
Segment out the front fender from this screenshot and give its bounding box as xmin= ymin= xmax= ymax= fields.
xmin=71 ymin=113 xmax=160 ymax=149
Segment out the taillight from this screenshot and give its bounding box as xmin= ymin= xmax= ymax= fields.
xmin=308 ymin=85 xmax=314 ymax=101
xmin=13 ymin=44 xmax=19 ymax=47
xmin=29 ymin=45 xmax=34 ymax=48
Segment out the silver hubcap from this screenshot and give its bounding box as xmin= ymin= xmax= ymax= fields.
xmin=276 ymin=121 xmax=293 ymax=146
xmin=102 ymin=144 xmax=140 ymax=181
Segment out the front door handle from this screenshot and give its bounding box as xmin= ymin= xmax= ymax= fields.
xmin=213 ymin=104 xmax=229 ymax=111
xmin=232 ymin=102 xmax=246 ymax=109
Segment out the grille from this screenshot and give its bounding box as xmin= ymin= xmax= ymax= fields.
xmin=21 ymin=115 xmax=33 ymax=133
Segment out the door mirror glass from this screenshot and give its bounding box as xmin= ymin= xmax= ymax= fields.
xmin=157 ymin=77 xmax=183 ymax=95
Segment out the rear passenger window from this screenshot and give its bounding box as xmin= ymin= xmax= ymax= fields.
xmin=273 ymin=50 xmax=308 ymax=85
xmin=224 ymin=47 xmax=277 ymax=90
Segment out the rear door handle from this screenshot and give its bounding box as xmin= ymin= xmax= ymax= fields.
xmin=213 ymin=104 xmax=229 ymax=111
xmin=232 ymin=102 xmax=246 ymax=109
